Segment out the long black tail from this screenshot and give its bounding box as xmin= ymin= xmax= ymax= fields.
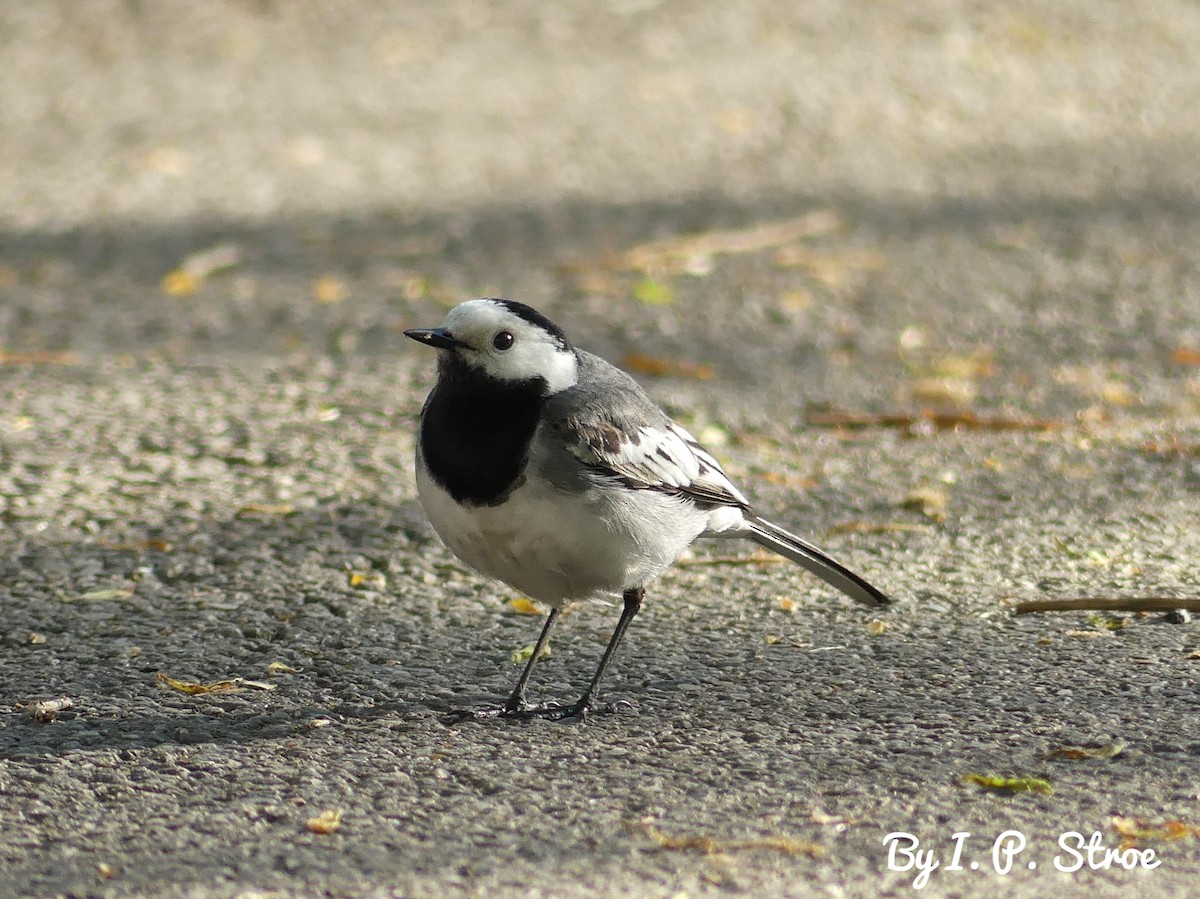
xmin=746 ymin=515 xmax=892 ymax=607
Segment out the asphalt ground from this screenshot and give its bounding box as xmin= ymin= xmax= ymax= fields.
xmin=2 ymin=2 xmax=1200 ymax=897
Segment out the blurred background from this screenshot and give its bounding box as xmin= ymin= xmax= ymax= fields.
xmin=3 ymin=1 xmax=1198 ymax=412
xmin=4 ymin=6 xmax=1200 ymax=897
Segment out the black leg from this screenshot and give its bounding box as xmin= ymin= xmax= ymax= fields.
xmin=449 ymin=589 xmax=644 ymax=723
xmin=557 ymin=586 xmax=644 ymax=719
xmin=503 ymin=607 xmax=560 ymax=713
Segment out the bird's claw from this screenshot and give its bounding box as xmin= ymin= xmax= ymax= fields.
xmin=444 ymin=697 xmax=635 ymax=723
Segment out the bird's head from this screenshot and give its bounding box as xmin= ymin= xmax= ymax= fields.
xmin=405 ymin=299 xmax=578 ymax=395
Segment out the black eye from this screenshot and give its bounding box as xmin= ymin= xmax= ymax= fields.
xmin=492 ymin=331 xmax=514 ymax=351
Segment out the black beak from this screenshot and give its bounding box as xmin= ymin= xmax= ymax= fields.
xmin=404 ymin=327 xmax=465 ymax=350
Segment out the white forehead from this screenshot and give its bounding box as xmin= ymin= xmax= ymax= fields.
xmin=441 ymin=299 xmax=532 ymax=337
xmin=440 ymin=299 xmax=578 ymax=394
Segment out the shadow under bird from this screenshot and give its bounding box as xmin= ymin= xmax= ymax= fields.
xmin=405 ymin=299 xmax=892 ymax=720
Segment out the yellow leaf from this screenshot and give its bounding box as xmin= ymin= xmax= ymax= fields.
xmin=511 ymin=642 xmax=550 ymax=665
xmin=156 ymin=674 xmax=239 ymax=695
xmin=777 ymin=597 xmax=797 ymax=613
xmin=314 ymin=275 xmax=348 ymax=304
xmin=964 ymin=773 xmax=1052 ymax=795
xmin=154 ymin=674 xmax=276 ymax=695
xmin=349 ymin=571 xmax=386 ymax=589
xmin=306 ymin=809 xmax=344 ymax=834
xmin=162 ymin=269 xmax=201 ymax=296
xmin=507 ymin=598 xmax=543 ymax=615
xmin=633 ymin=278 xmax=674 ymax=305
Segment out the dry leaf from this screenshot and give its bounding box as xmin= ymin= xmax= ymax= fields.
xmin=805 ymin=407 xmax=1061 ymax=434
xmin=811 ymin=810 xmax=853 ymax=829
xmin=902 ymin=487 xmax=948 ymax=521
xmin=1099 ymin=381 xmax=1137 ymax=407
xmin=183 ymin=244 xmax=241 ymax=279
xmin=908 ymin=377 xmax=978 ymax=406
xmin=632 ymin=278 xmax=674 ymax=305
xmin=574 ymin=270 xmax=622 ymax=296
xmin=306 ymin=809 xmax=344 ymax=835
xmin=100 ymin=539 xmax=173 ymax=552
xmin=267 ymin=662 xmax=300 ymax=675
xmin=621 ymin=353 xmax=714 ymax=380
xmin=155 ymin=674 xmax=277 ymax=695
xmin=161 ymin=244 xmax=240 ymax=295
xmin=348 ymin=570 xmax=387 ymax=589
xmin=71 ymin=588 xmax=134 ymax=602
xmin=922 ymin=350 xmax=996 ymax=379
xmin=236 ymin=503 xmax=297 ymax=517
xmin=162 ymin=269 xmax=201 ymax=296
xmin=314 ymin=275 xmax=348 ymax=304
xmin=828 ymin=521 xmax=933 ymax=536
xmin=507 ymin=597 xmax=543 ymax=615
xmin=613 ymin=210 xmax=843 ymax=275
xmin=1086 ymin=612 xmax=1128 ymax=631
xmin=758 ymin=470 xmax=821 ymax=489
xmin=778 ymin=597 xmax=797 ymax=613
xmin=1111 ymin=816 xmax=1200 ymax=848
xmin=1169 ymin=346 xmax=1200 ymax=366
xmin=1045 ymin=743 xmax=1124 ymax=760
xmin=511 ymin=643 xmax=550 ymax=665
xmin=866 ymin=620 xmax=888 ymax=636
xmin=1141 ymin=438 xmax=1200 ymax=458
xmin=0 ymin=350 xmax=81 ymax=366
xmin=773 ymin=247 xmax=886 ymax=289
xmin=29 ymin=697 xmax=73 ymax=722
xmin=781 ymin=289 xmax=812 ymax=312
xmin=963 ymin=773 xmax=1052 ymax=795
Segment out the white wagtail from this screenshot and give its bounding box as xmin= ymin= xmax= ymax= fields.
xmin=406 ymin=298 xmax=891 ymax=720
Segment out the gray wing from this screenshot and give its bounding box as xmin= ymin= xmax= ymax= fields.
xmin=545 ymin=351 xmax=749 ymax=508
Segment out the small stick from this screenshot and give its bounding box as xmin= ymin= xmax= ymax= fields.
xmin=1012 ymin=597 xmax=1200 ymax=615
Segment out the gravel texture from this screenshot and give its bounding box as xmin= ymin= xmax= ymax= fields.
xmin=2 ymin=3 xmax=1200 ymax=897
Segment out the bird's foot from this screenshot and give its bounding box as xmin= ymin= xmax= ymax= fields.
xmin=444 ymin=697 xmax=634 ymax=723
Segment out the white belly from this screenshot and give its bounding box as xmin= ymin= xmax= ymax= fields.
xmin=416 ymin=460 xmax=709 ymax=606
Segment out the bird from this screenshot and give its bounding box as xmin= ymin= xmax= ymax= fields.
xmin=405 ymin=298 xmax=891 ymax=720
